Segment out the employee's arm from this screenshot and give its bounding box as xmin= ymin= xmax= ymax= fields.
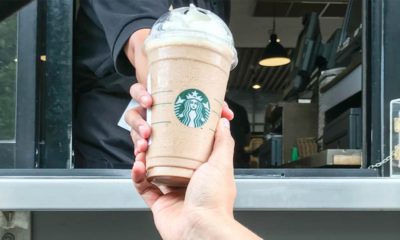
xmin=86 ymin=0 xmax=170 ymax=78
xmin=124 ymin=29 xmax=150 ymax=86
xmin=80 ymin=0 xmax=169 ymax=154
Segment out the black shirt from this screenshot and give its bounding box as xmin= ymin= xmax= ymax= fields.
xmin=74 ymin=0 xmax=231 ymax=168
xmin=226 ymin=98 xmax=250 ymax=168
xmin=75 ymin=0 xmax=230 ymax=80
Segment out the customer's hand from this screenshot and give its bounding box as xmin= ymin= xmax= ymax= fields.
xmin=132 ymin=118 xmax=261 ymax=240
xmin=124 ymin=29 xmax=234 ymax=157
xmin=133 ymin=118 xmax=232 ymax=239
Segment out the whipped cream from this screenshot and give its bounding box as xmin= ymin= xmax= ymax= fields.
xmin=162 ymin=4 xmax=228 ymax=42
xmin=146 ymin=4 xmax=237 ymax=68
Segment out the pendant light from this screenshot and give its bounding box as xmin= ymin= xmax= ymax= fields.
xmin=259 ymin=14 xmax=291 ymax=67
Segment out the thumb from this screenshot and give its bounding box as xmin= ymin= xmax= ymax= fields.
xmin=208 ymin=118 xmax=235 ymax=170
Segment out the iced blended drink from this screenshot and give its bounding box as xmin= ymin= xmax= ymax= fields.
xmin=144 ymin=4 xmax=237 ymax=186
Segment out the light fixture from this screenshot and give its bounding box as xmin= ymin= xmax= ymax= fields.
xmin=250 ymin=69 xmax=261 ymax=90
xmin=259 ymin=16 xmax=291 ymax=67
xmin=252 ymin=83 xmax=261 ymax=90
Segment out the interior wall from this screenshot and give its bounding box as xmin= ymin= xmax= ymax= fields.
xmin=227 ymin=90 xmax=281 ymax=132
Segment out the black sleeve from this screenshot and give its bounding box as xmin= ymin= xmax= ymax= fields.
xmin=88 ymin=0 xmax=170 ymax=76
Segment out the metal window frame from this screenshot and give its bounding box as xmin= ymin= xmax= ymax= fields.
xmin=36 ymin=0 xmax=73 ymax=168
xmin=0 ymin=13 xmax=18 ymax=167
xmin=364 ymin=0 xmax=400 ymax=176
xmin=0 ymin=1 xmax=38 ymax=168
xmin=2 ymin=0 xmax=395 ymax=179
xmin=15 ymin=1 xmax=38 ymax=168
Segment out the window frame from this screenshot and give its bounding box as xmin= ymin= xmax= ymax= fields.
xmin=364 ymin=0 xmax=400 ymax=176
xmin=2 ymin=0 xmax=398 ymax=178
xmin=36 ymin=0 xmax=74 ymax=168
xmin=0 ymin=1 xmax=38 ymax=168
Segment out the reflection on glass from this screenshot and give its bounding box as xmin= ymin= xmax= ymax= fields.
xmin=0 ymin=14 xmax=17 ymax=141
xmin=391 ymin=99 xmax=400 ymax=176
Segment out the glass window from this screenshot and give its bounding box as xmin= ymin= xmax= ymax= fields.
xmin=0 ymin=14 xmax=17 ymax=141
xmin=0 ymin=1 xmax=380 ymax=178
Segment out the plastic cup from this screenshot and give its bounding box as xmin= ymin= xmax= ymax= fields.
xmin=144 ymin=4 xmax=237 ymax=186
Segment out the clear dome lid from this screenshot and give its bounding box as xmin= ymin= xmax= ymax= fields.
xmin=145 ymin=4 xmax=238 ymax=69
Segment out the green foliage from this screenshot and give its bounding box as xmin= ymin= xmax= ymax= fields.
xmin=0 ymin=14 xmax=17 ymax=140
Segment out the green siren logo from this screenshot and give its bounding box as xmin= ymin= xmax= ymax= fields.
xmin=174 ymin=89 xmax=210 ymax=128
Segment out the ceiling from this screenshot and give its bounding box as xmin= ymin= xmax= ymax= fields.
xmin=228 ymin=48 xmax=293 ymax=93
xmin=254 ymin=0 xmax=348 ymax=18
xmin=228 ymin=0 xmax=349 ymax=93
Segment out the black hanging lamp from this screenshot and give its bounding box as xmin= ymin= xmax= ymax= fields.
xmin=259 ymin=16 xmax=290 ymax=67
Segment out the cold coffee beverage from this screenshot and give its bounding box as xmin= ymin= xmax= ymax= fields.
xmin=144 ymin=4 xmax=237 ymax=186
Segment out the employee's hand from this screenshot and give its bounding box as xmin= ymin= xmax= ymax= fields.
xmin=125 ymin=29 xmax=150 ymax=86
xmin=132 ymin=119 xmax=261 ymax=240
xmin=124 ymin=29 xmax=234 ymax=157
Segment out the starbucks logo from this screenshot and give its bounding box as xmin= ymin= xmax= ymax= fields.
xmin=174 ymin=89 xmax=210 ymax=128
